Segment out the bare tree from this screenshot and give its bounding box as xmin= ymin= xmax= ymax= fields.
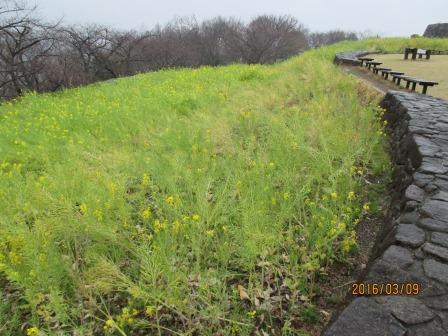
xmin=60 ymin=25 xmax=113 ymax=81
xmin=0 ymin=4 xmax=319 ymax=101
xmin=106 ymin=30 xmax=153 ymax=75
xmin=307 ymin=30 xmax=358 ymax=48
xmin=0 ymin=0 xmax=58 ymax=98
xmin=241 ymin=15 xmax=308 ymax=64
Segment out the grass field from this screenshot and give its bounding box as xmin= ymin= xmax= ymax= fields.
xmin=372 ymin=54 xmax=448 ymax=99
xmin=0 ymin=37 xmax=447 ymax=336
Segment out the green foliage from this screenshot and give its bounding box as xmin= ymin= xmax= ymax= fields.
xmin=0 ymin=37 xmax=444 ymax=334
xmin=300 ymin=305 xmax=320 ymax=325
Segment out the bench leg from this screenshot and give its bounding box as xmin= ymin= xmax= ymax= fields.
xmin=412 ymin=52 xmax=417 ymax=60
xmin=406 ymin=81 xmax=411 ymax=89
xmin=412 ymin=82 xmax=417 ymax=91
xmin=397 ymin=78 xmax=401 ymax=85
xmin=418 ymin=54 xmax=422 ymax=59
xmin=422 ymin=85 xmax=428 ymax=94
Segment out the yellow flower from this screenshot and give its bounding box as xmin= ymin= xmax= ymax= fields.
xmin=172 ymin=220 xmax=182 ymax=234
xmin=154 ymin=219 xmax=166 ymax=233
xmin=94 ymin=209 xmax=104 ymax=221
xmin=105 ymin=319 xmax=114 ymax=327
xmin=363 ymin=203 xmax=370 ymax=211
xmin=103 ymin=319 xmax=115 ymax=333
xmin=192 ymin=214 xmax=200 ymax=222
xmin=331 ymin=192 xmax=338 ymax=200
xmin=26 ymin=327 xmax=40 ymax=336
xmin=79 ymin=203 xmax=88 ymax=215
xmin=206 ymin=230 xmax=215 ymax=237
xmin=247 ymin=310 xmax=257 ymax=318
xmin=142 ymin=209 xmax=152 ymax=220
xmin=342 ymin=238 xmax=357 ymax=253
xmin=283 ymin=192 xmax=290 ymax=201
xmin=145 ymin=305 xmax=156 ymax=316
xmin=165 ymin=195 xmax=175 ymax=205
xmin=141 ymin=173 xmax=150 ymax=187
xmin=142 ymin=233 xmax=153 ymax=241
xmin=9 ymin=251 xmax=22 ymax=265
xmin=347 ymin=191 xmax=356 ymax=201
xmin=329 ymin=228 xmax=338 ymax=237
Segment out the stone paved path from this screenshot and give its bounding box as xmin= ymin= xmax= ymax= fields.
xmin=324 ymin=61 xmax=448 ymax=335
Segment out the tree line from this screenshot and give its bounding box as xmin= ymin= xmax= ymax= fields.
xmin=0 ymin=0 xmax=361 ymax=101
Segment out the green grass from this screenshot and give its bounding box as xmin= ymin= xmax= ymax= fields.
xmin=0 ymin=37 xmax=446 ymax=335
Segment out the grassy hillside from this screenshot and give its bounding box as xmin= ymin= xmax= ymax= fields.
xmin=0 ymin=38 xmax=446 ymax=335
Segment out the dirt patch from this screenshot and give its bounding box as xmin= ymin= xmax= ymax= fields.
xmin=341 ymin=66 xmax=400 ymax=94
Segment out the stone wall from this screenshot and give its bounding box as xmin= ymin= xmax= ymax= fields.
xmin=333 ymin=50 xmax=371 ymax=66
xmin=323 ymin=91 xmax=448 ymax=336
xmin=424 ymin=23 xmax=448 ymax=38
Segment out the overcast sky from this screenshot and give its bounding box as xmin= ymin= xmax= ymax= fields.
xmin=34 ymin=0 xmax=447 ymax=37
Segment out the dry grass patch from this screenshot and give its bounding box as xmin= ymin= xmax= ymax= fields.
xmin=372 ymin=54 xmax=448 ymax=99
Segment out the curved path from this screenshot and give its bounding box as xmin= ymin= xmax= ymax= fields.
xmin=324 ymin=52 xmax=448 ymax=336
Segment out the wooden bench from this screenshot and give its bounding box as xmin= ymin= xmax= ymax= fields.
xmin=365 ymin=61 xmax=382 ymax=70
xmin=403 ymin=77 xmax=420 ymax=91
xmin=393 ymin=75 xmax=439 ymax=94
xmin=404 ymin=47 xmax=431 ymax=60
xmin=373 ymin=67 xmax=391 ymax=75
xmin=357 ymin=57 xmax=374 ymax=67
xmin=430 ymin=49 xmax=448 ymax=55
xmin=417 ymin=49 xmax=431 ymax=59
xmin=392 ymin=74 xmax=408 ymax=85
xmin=404 ymin=48 xmax=417 ymax=60
xmin=404 ymin=78 xmax=438 ymax=94
xmin=381 ymin=70 xmax=404 ymax=80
